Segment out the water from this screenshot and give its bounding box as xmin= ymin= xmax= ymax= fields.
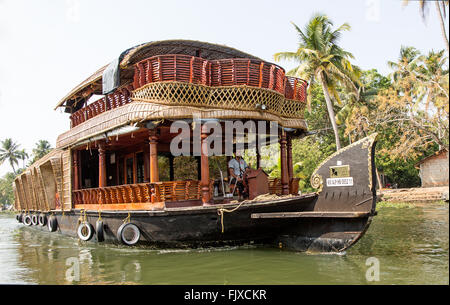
xmin=0 ymin=203 xmax=448 ymax=285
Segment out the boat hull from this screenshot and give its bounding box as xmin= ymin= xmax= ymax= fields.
xmin=16 ymin=134 xmax=378 ymax=253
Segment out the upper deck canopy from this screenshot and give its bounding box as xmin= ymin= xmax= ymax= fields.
xmin=55 ymin=40 xmax=265 ymax=112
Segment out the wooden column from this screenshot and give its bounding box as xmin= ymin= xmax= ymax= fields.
xmin=280 ymin=130 xmax=289 ymax=195
xmin=201 ymin=126 xmax=211 ymax=205
xmin=256 ymin=146 xmax=261 ymax=169
xmin=149 ymin=129 xmax=159 ymax=183
xmin=98 ymin=143 xmax=107 ymax=188
xmin=287 ymin=133 xmax=293 ymax=182
xmin=73 ymin=150 xmax=80 ymax=190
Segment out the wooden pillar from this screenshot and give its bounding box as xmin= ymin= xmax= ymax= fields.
xmin=149 ymin=129 xmax=159 ymax=183
xmin=287 ymin=133 xmax=293 ymax=182
xmin=169 ymin=155 xmax=174 ymax=181
xmin=201 ymin=126 xmax=211 ymax=205
xmin=98 ymin=143 xmax=107 ymax=188
xmin=73 ymin=150 xmax=80 ymax=190
xmin=256 ymin=146 xmax=261 ymax=169
xmin=280 ymin=130 xmax=289 ymax=195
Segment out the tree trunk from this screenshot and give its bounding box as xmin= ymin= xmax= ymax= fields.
xmin=435 ymin=1 xmax=450 ymax=55
xmin=319 ymin=73 xmax=342 ymax=150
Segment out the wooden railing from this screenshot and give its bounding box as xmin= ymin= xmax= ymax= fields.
xmin=268 ymin=178 xmax=300 ymax=195
xmin=133 ymin=54 xmax=307 ymax=102
xmin=72 ymin=180 xmax=214 ymax=206
xmin=69 ymin=55 xmax=308 ymax=128
xmin=70 ymin=85 xmax=133 ymax=128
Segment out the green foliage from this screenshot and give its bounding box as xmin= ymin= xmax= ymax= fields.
xmin=0 ymin=138 xmax=21 ymax=174
xmin=0 ymin=172 xmax=16 ymax=208
xmin=375 ymin=153 xmax=422 ymax=188
xmin=376 ymin=201 xmax=416 ymax=209
xmin=29 ymin=140 xmax=52 ymax=165
xmin=291 ymin=136 xmax=332 ymax=192
xmin=274 ymin=14 xmax=360 ymax=151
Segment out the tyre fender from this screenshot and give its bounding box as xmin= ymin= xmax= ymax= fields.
xmin=96 ymin=220 xmax=105 ymax=242
xmin=23 ymin=214 xmax=32 ymax=226
xmin=38 ymin=213 xmax=47 ymax=226
xmin=117 ymin=223 xmax=141 ymax=246
xmin=47 ymin=215 xmax=58 ymax=232
xmin=77 ymin=221 xmax=94 ymax=241
xmin=31 ymin=214 xmax=39 ymax=226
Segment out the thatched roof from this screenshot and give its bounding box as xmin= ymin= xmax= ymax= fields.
xmin=54 ymin=40 xmax=264 ymax=111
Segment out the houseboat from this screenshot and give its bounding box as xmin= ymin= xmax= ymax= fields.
xmin=13 ymin=40 xmax=378 ymax=252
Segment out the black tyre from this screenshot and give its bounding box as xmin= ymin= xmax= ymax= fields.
xmin=23 ymin=214 xmax=32 ymax=226
xmin=117 ymin=223 xmax=140 ymax=246
xmin=38 ymin=214 xmax=47 ymax=226
xmin=96 ymin=220 xmax=105 ymax=242
xmin=31 ymin=214 xmax=39 ymax=226
xmin=77 ymin=222 xmax=94 ymax=241
xmin=48 ymin=215 xmax=57 ymax=232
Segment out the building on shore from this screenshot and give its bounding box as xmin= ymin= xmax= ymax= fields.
xmin=416 ymin=149 xmax=449 ymax=187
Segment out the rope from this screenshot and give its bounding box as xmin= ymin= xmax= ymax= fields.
xmin=217 ymin=200 xmax=246 ymax=234
xmin=77 ymin=209 xmax=87 ymax=224
xmin=123 ymin=212 xmax=131 ymax=223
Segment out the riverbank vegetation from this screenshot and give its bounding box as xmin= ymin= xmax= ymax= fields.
xmin=272 ymin=12 xmax=448 ymax=193
xmin=0 ymin=139 xmax=52 ymax=208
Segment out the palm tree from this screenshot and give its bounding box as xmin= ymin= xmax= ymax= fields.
xmin=0 ymin=138 xmax=21 ymax=174
xmin=30 ymin=140 xmax=52 ymax=164
xmin=17 ymin=149 xmax=29 ymax=169
xmin=387 ymin=46 xmax=421 ymax=83
xmin=402 ymin=0 xmax=449 ymax=55
xmin=274 ymin=14 xmax=360 ymax=150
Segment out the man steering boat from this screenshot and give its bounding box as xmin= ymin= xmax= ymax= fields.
xmin=228 ymin=152 xmax=249 ymax=200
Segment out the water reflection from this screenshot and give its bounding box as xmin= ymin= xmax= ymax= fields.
xmin=1 ymin=203 xmax=448 ymax=285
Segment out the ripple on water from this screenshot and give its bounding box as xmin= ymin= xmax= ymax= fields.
xmin=0 ymin=204 xmax=448 ymax=285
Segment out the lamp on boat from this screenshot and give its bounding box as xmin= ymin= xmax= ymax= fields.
xmin=255 ymin=104 xmax=267 ymax=111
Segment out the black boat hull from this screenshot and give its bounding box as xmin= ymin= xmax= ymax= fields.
xmin=17 ymin=134 xmax=378 ymax=253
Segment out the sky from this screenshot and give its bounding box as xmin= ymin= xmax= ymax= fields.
xmin=0 ymin=0 xmax=448 ymax=176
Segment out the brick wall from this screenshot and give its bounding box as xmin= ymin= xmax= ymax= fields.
xmin=419 ymin=151 xmax=449 ymax=187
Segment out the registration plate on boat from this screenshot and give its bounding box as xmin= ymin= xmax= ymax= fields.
xmin=326 ymin=177 xmax=354 ymax=187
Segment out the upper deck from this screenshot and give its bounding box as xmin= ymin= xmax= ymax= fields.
xmin=55 ymin=40 xmax=308 ymax=149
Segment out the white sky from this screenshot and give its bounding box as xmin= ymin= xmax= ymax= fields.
xmin=0 ymin=0 xmax=448 ymax=176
